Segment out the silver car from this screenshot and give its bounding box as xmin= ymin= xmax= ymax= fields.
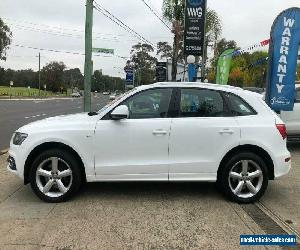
xmin=280 ymin=84 xmax=300 ymax=140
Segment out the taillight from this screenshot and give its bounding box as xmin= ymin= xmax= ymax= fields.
xmin=276 ymin=124 xmax=287 ymax=140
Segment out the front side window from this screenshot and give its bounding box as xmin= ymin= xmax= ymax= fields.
xmin=179 ymin=88 xmax=226 ymax=117
xmin=224 ymin=92 xmax=256 ymax=116
xmin=122 ymin=88 xmax=172 ymax=119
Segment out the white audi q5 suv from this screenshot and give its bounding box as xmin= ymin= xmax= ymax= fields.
xmin=7 ymin=82 xmax=291 ymax=203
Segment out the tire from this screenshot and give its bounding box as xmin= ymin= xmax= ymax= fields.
xmin=219 ymin=152 xmax=269 ymax=203
xmin=29 ymin=149 xmax=82 ymax=203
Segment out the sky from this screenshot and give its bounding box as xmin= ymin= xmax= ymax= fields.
xmin=0 ymin=0 xmax=299 ymax=77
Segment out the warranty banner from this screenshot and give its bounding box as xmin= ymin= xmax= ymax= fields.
xmin=184 ymin=0 xmax=206 ymax=56
xmin=266 ymin=8 xmax=300 ymax=111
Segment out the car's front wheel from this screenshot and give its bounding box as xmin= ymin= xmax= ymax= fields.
xmin=29 ymin=149 xmax=82 ymax=202
xmin=219 ymin=152 xmax=269 ymax=203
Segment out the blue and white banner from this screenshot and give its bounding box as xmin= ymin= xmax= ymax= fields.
xmin=266 ymin=8 xmax=300 ymax=111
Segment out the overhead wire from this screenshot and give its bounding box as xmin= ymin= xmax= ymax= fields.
xmin=139 ymin=0 xmax=172 ymax=31
xmin=11 ymin=44 xmax=129 ymax=60
xmin=93 ymin=1 xmax=155 ymax=46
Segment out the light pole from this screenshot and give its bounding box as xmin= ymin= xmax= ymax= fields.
xmin=83 ymin=0 xmax=94 ymax=112
xmin=38 ymin=52 xmax=41 ymax=97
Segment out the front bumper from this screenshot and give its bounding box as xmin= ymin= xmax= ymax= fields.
xmin=7 ymin=145 xmax=26 ymax=181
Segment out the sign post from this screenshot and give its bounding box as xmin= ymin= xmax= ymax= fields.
xmin=156 ymin=62 xmax=168 ymax=82
xmin=125 ymin=69 xmax=134 ymax=88
xmin=84 ymin=0 xmax=93 ymax=112
xmin=9 ymin=81 xmax=13 ymax=99
xmin=184 ymin=0 xmax=207 ymax=81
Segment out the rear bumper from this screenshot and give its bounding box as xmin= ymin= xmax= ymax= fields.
xmin=273 ymin=152 xmax=291 ymax=179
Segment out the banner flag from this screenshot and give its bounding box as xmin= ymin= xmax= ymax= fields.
xmin=216 ymin=49 xmax=234 ymax=85
xmin=265 ymin=8 xmax=300 ymax=111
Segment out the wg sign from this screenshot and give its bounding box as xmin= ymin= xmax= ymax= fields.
xmin=184 ymin=0 xmax=206 ymax=56
xmin=266 ymin=8 xmax=300 ymax=111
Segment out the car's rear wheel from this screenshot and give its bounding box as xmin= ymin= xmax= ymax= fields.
xmin=219 ymin=152 xmax=268 ymax=203
xmin=29 ymin=149 xmax=82 ymax=203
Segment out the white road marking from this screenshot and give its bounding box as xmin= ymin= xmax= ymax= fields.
xmin=24 ymin=113 xmax=47 ymax=119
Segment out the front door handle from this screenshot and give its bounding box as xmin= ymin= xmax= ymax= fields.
xmin=153 ymin=129 xmax=168 ymax=136
xmin=219 ymin=129 xmax=234 ymax=135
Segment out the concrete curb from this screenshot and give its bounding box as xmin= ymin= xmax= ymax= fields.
xmin=0 ymin=148 xmax=8 ymax=156
xmin=0 ymin=97 xmax=76 ymax=101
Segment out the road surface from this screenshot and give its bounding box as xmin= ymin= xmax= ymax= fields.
xmin=0 ymin=95 xmax=109 ymax=151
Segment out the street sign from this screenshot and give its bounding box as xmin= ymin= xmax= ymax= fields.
xmin=184 ymin=0 xmax=207 ymax=56
xmin=92 ymin=48 xmax=114 ymax=55
xmin=125 ymin=70 xmax=134 ymax=86
xmin=156 ymin=62 xmax=167 ymax=82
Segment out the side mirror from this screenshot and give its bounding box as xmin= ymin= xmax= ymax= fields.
xmin=110 ymin=105 xmax=129 ymax=120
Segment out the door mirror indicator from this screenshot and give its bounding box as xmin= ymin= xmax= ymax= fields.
xmin=110 ymin=105 xmax=129 ymax=120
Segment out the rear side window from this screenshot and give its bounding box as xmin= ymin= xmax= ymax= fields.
xmin=224 ymin=93 xmax=256 ymax=116
xmin=179 ymin=88 xmax=227 ymax=117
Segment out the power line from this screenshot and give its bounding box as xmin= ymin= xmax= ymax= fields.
xmin=9 ymin=23 xmax=138 ymax=43
xmin=139 ymin=0 xmax=172 ymax=31
xmin=11 ymin=44 xmax=129 ymax=60
xmin=93 ymin=1 xmax=155 ymax=46
xmin=2 ymin=17 xmax=131 ymax=39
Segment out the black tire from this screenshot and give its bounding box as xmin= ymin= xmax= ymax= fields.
xmin=29 ymin=149 xmax=82 ymax=203
xmin=218 ymin=152 xmax=269 ymax=203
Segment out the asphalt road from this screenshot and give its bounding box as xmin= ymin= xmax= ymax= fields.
xmin=0 ymin=94 xmax=109 ymax=151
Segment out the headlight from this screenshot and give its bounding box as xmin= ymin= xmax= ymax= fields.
xmin=13 ymin=132 xmax=28 ymax=145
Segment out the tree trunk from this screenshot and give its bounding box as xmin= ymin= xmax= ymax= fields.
xmin=171 ymin=34 xmax=178 ymax=81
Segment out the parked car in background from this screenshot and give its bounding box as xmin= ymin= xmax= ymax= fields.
xmin=8 ymin=82 xmax=291 ymax=203
xmin=102 ymin=92 xmax=110 ymax=95
xmin=280 ymin=84 xmax=300 ymax=140
xmin=109 ymin=92 xmax=117 ymax=100
xmin=71 ymin=92 xmax=81 ymax=98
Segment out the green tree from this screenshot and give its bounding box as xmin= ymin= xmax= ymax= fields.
xmin=0 ymin=18 xmax=12 ymax=61
xmin=157 ymin=41 xmax=173 ymax=60
xmin=130 ymin=43 xmax=157 ymax=85
xmin=41 ymin=61 xmax=66 ymax=92
xmin=162 ymin=1 xmax=222 ymax=80
xmin=63 ymin=68 xmax=84 ymax=90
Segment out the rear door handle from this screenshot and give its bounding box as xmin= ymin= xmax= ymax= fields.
xmin=219 ymin=129 xmax=234 ymax=135
xmin=153 ymin=129 xmax=168 ymax=136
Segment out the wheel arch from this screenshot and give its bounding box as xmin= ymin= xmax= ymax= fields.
xmin=217 ymin=144 xmax=275 ymax=181
xmin=24 ymin=142 xmax=86 ymax=184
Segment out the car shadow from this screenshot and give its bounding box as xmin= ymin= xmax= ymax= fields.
xmin=79 ymin=181 xmax=222 ymax=201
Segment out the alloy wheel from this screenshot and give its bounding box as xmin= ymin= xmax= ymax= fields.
xmin=228 ymin=160 xmax=264 ymax=199
xmin=35 ymin=157 xmax=73 ymax=198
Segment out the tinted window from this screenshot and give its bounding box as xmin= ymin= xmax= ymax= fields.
xmin=122 ymin=88 xmax=172 ymax=119
xmin=225 ymin=93 xmax=256 ymax=116
xmin=179 ymin=88 xmax=226 ymax=117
